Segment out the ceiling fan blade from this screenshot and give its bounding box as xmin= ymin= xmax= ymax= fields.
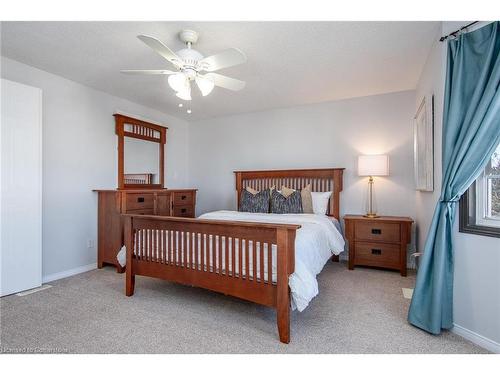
xmin=204 ymin=73 xmax=246 ymax=91
xmin=137 ymin=35 xmax=182 ymax=67
xmin=200 ymin=48 xmax=247 ymax=72
xmin=120 ymin=69 xmax=177 ymax=75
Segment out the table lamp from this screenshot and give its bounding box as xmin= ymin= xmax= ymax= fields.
xmin=358 ymin=154 xmax=389 ymax=218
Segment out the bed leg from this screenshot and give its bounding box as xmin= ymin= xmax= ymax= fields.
xmin=277 ymin=293 xmax=290 ymax=344
xmin=124 ymin=216 xmax=135 ymax=296
xmin=276 ymin=228 xmax=294 ymax=344
xmin=332 ymin=254 xmax=340 ymax=262
xmin=126 ymin=268 xmax=135 ymax=296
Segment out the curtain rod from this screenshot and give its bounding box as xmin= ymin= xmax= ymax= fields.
xmin=439 ymin=21 xmax=479 ymax=42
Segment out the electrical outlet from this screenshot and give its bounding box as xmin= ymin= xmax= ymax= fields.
xmin=87 ymin=239 xmax=95 ymax=249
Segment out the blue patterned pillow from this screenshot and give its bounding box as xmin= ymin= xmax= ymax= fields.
xmin=239 ymin=189 xmax=270 ymax=213
xmin=270 ymin=190 xmax=303 ymax=214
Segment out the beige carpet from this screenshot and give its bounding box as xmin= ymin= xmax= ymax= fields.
xmin=0 ymin=261 xmax=488 ymax=354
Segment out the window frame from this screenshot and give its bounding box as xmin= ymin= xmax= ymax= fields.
xmin=459 ymin=174 xmax=500 ymax=238
xmin=475 ymin=170 xmax=500 ymax=228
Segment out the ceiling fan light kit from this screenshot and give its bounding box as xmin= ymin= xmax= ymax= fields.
xmin=175 ymin=88 xmax=191 ymax=101
xmin=168 ymin=73 xmax=189 ymax=92
xmin=121 ymin=29 xmax=247 ymax=102
xmin=195 ymin=75 xmax=215 ymax=96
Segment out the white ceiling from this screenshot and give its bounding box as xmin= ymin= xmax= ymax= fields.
xmin=1 ymin=21 xmax=440 ymax=121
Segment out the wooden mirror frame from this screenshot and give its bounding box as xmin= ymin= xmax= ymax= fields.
xmin=114 ymin=113 xmax=168 ymax=190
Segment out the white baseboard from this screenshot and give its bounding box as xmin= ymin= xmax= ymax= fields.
xmin=452 ymin=324 xmax=500 ymax=353
xmin=42 ymin=263 xmax=97 ymax=284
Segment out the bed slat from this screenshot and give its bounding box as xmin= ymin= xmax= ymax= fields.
xmin=218 ymin=235 xmax=222 ymax=274
xmin=260 ymin=241 xmax=265 ymax=283
xmin=245 ymin=239 xmax=249 ymax=280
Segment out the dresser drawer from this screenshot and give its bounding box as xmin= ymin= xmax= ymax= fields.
xmin=172 ymin=205 xmax=194 ymax=218
xmin=354 ymin=241 xmax=400 ymax=267
xmin=172 ymin=191 xmax=194 ymax=206
xmin=354 ymin=221 xmax=400 ymax=243
xmin=125 ymin=193 xmax=154 ymax=211
xmin=124 ymin=208 xmax=154 ymax=215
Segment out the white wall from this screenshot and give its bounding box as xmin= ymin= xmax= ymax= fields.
xmin=0 ymin=56 xmax=190 ymax=279
xmin=189 ymin=91 xmax=417 ymax=260
xmin=414 ymin=22 xmax=500 ymax=350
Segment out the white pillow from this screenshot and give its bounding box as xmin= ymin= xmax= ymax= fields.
xmin=311 ymin=191 xmax=332 ymax=215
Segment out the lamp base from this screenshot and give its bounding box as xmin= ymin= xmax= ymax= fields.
xmin=363 ymin=213 xmax=380 ymax=218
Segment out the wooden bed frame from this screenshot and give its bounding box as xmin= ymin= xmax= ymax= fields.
xmin=123 ymin=173 xmax=153 ymax=185
xmin=123 ymin=168 xmax=344 ymax=343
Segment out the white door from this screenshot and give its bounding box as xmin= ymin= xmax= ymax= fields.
xmin=1 ymin=79 xmax=42 ymax=296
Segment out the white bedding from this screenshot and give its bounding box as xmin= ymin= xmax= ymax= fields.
xmin=198 ymin=211 xmax=345 ymax=311
xmin=117 ymin=211 xmax=345 ymax=311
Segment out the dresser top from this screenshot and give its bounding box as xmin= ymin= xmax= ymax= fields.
xmin=344 ymin=214 xmax=413 ymax=223
xmin=93 ymin=188 xmax=197 ymax=193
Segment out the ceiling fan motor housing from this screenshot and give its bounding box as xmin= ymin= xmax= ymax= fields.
xmin=177 ymin=30 xmax=205 ymax=74
xmin=176 ymin=48 xmax=204 ymax=69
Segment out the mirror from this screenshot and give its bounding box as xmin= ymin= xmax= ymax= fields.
xmin=124 ymin=135 xmax=159 ymax=184
xmin=114 ymin=113 xmax=167 ymax=189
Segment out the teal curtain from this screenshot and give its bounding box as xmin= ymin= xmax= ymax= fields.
xmin=408 ymin=22 xmax=500 ymax=334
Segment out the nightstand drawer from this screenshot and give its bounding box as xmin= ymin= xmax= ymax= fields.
xmin=125 ymin=193 xmax=154 ymax=211
xmin=355 ymin=222 xmax=400 ymax=242
xmin=354 ymin=241 xmax=400 ymax=266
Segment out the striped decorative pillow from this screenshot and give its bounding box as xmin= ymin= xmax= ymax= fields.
xmin=281 ymin=184 xmax=313 ymax=214
xmin=239 ymin=189 xmax=270 ymax=213
xmin=270 ymin=190 xmax=303 ymax=214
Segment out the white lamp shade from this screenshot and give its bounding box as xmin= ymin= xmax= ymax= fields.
xmin=358 ymin=155 xmax=389 ymax=176
xmin=168 ymin=73 xmax=188 ymax=92
xmin=168 ymin=73 xmax=192 ymax=101
xmin=175 ymin=87 xmax=191 ymax=101
xmin=195 ymin=75 xmax=215 ymax=96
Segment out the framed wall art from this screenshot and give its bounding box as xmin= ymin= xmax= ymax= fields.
xmin=414 ymin=95 xmax=434 ymax=191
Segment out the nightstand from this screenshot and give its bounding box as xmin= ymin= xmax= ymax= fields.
xmin=344 ymin=215 xmax=413 ymax=276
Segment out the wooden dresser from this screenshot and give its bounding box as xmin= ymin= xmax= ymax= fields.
xmin=94 ymin=114 xmax=198 ymax=272
xmin=94 ymin=189 xmax=197 ymax=272
xmin=344 ymin=215 xmax=413 ymax=276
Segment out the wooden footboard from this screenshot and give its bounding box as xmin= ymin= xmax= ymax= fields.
xmin=123 ymin=214 xmax=300 ymax=343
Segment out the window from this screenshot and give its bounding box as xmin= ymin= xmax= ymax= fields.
xmin=459 ymin=142 xmax=500 ymax=237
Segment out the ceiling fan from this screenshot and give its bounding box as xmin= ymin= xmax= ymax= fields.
xmin=121 ymin=30 xmax=247 ymax=101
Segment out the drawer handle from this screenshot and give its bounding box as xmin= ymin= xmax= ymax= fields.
xmin=371 ymin=228 xmax=382 ymax=235
xmin=181 ymin=195 xmax=187 ymax=200
xmin=371 ymin=249 xmax=382 ymax=255
xmin=137 ymin=197 xmax=145 ymax=203
xmin=181 ymin=208 xmax=187 ymax=213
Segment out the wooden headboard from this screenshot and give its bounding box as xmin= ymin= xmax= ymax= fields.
xmin=234 ymin=168 xmax=344 ymax=219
